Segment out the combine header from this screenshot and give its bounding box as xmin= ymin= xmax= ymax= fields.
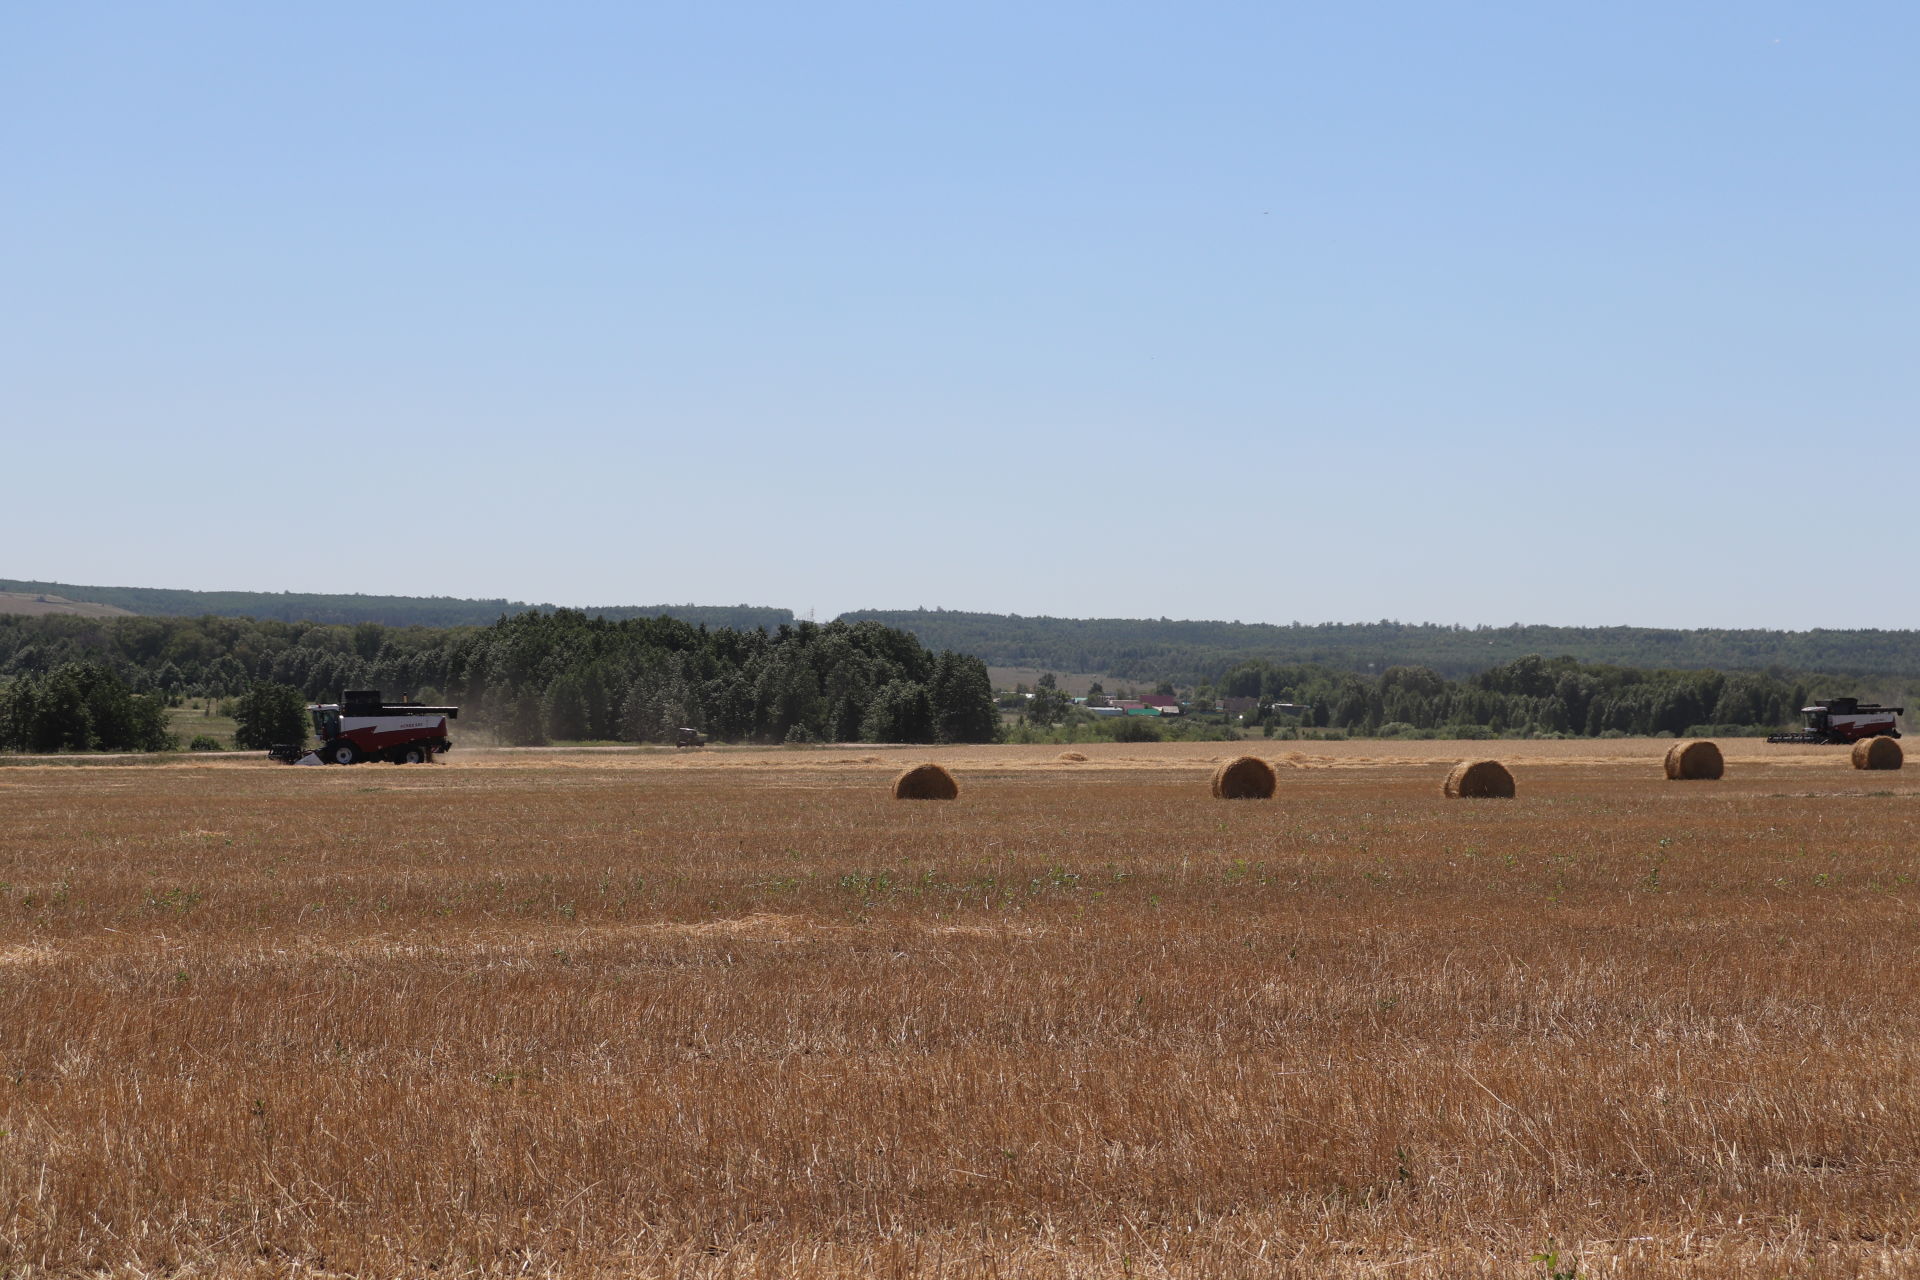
xmin=270 ymin=690 xmax=459 ymax=765
xmin=1767 ymin=698 xmax=1904 ymax=745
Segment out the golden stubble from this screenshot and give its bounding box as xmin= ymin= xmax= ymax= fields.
xmin=0 ymin=742 xmax=1916 ymax=1278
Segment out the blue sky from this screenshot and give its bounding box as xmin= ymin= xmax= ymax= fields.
xmin=4 ymin=2 xmax=1914 ymax=628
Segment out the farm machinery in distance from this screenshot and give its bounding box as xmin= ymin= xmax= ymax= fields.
xmin=1767 ymin=697 xmax=1904 ymax=745
xmin=269 ymin=690 xmax=458 ymax=765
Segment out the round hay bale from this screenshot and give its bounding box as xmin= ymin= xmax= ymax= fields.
xmin=1664 ymin=739 xmax=1724 ymax=781
xmin=1211 ymin=755 xmax=1277 ymax=800
xmin=1057 ymin=751 xmax=1088 ymax=762
xmin=1852 ymin=736 xmax=1903 ymax=771
xmin=892 ymin=762 xmax=959 ymax=800
xmin=1443 ymin=759 xmax=1514 ymax=799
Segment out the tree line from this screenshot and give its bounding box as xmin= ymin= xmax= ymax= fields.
xmin=0 ymin=610 xmax=998 ymax=751
xmin=843 ymin=608 xmax=1920 ymax=687
xmin=17 ymin=583 xmax=1917 ymax=690
xmin=0 ymin=663 xmax=174 ymax=753
xmin=0 ymin=610 xmax=1884 ymax=753
xmin=1216 ymin=653 xmax=1811 ymax=738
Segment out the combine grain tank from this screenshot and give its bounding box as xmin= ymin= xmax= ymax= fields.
xmin=1767 ymin=698 xmax=1903 ymax=745
xmin=271 ymin=690 xmax=459 ymax=764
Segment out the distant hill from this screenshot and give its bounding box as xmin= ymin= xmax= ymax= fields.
xmin=839 ymin=609 xmax=1920 ymax=685
xmin=14 ymin=579 xmax=1917 ymax=688
xmin=0 ymin=590 xmax=134 ymax=619
xmin=569 ymin=603 xmax=799 ymax=630
xmin=0 ymin=579 xmax=794 ymax=632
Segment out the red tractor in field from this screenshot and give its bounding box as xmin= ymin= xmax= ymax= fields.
xmin=1767 ymin=697 xmax=1904 ymax=745
xmin=270 ymin=690 xmax=459 ymax=764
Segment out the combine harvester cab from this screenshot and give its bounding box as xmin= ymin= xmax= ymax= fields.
xmin=283 ymin=690 xmax=460 ymax=764
xmin=1768 ymin=697 xmax=1904 ymax=745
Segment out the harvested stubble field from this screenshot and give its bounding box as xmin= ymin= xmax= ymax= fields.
xmin=1 ymin=740 xmax=1918 ymax=1278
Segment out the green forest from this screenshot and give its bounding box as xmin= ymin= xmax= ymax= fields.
xmin=13 ymin=580 xmax=1920 ymax=690
xmin=1210 ymin=654 xmax=1813 ymax=740
xmin=0 ymin=612 xmax=996 ymax=752
xmin=844 ymin=609 xmax=1920 ymax=685
xmin=1 ymin=610 xmax=1895 ymax=752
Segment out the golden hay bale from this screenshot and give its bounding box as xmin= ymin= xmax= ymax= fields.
xmin=1852 ymin=736 xmax=1904 ymax=771
xmin=1443 ymin=759 xmax=1514 ymax=799
xmin=1664 ymin=739 xmax=1724 ymax=781
xmin=1058 ymin=751 xmax=1088 ymax=762
xmin=1211 ymin=755 xmax=1277 ymax=800
xmin=892 ymin=762 xmax=959 ymax=800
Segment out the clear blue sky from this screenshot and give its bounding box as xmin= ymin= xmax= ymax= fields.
xmin=5 ymin=2 xmax=1914 ymax=628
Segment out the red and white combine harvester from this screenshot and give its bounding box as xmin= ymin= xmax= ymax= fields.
xmin=1767 ymin=697 xmax=1904 ymax=745
xmin=270 ymin=690 xmax=459 ymax=765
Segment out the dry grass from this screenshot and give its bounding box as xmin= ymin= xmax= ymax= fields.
xmin=3 ymin=744 xmax=1919 ymax=1277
